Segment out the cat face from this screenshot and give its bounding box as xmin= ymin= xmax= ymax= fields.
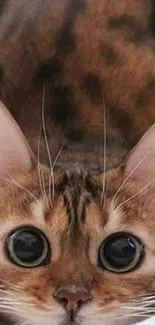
xmin=0 ymin=100 xmax=155 ymax=325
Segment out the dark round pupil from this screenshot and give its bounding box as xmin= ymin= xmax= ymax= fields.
xmin=13 ymin=230 xmax=44 ymax=263
xmin=104 ymin=236 xmax=136 ymax=268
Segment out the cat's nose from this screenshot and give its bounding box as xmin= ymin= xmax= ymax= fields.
xmin=54 ymin=285 xmax=91 ymax=311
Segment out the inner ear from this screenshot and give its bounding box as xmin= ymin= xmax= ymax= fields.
xmin=123 ymin=123 xmax=155 ymax=184
xmin=0 ymin=101 xmax=35 ymax=177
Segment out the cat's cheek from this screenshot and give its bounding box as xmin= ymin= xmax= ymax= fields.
xmin=78 ymin=313 xmax=134 ymax=325
xmin=78 ymin=303 xmax=144 ymax=325
xmin=10 ymin=315 xmax=65 ymax=325
xmin=2 ymin=301 xmax=66 ymax=325
xmin=78 ymin=316 xmax=141 ymax=325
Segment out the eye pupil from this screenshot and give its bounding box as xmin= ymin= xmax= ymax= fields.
xmin=104 ymin=236 xmax=136 ymax=268
xmin=13 ymin=230 xmax=45 ymax=263
xmin=99 ymin=233 xmax=143 ymax=273
xmin=6 ymin=227 xmax=50 ymax=268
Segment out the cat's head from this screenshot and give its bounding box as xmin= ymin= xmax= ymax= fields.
xmin=0 ymin=101 xmax=155 ymax=325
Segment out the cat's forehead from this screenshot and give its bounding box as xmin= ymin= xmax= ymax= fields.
xmin=0 ymin=166 xmax=100 ymax=220
xmin=0 ymin=165 xmax=154 ymax=238
xmin=49 ymin=167 xmax=104 ymax=235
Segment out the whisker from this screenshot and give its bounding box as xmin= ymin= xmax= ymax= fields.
xmin=37 ymin=126 xmax=49 ymax=208
xmin=116 ymin=175 xmax=155 ymax=210
xmin=41 ymin=85 xmax=53 ymax=209
xmin=128 ymin=293 xmax=155 ymax=303
xmin=116 ymin=313 xmax=152 ymax=319
xmin=0 ymin=306 xmax=27 ymax=317
xmin=83 ymin=312 xmax=151 ymax=320
xmin=1 ymin=177 xmax=38 ymax=203
xmin=0 ymin=301 xmax=25 ymax=306
xmin=100 ymin=95 xmax=106 ymax=208
xmin=0 ymin=281 xmax=21 ymax=292
xmin=52 ymin=139 xmax=65 ymax=171
xmin=138 ymin=300 xmax=155 ymax=306
xmin=48 ymin=138 xmax=65 ymax=205
xmin=111 ymin=153 xmax=149 ymax=206
xmin=37 ymin=127 xmax=44 ymax=198
xmin=121 ymin=306 xmax=155 ymax=312
xmin=0 ymin=301 xmax=36 ymax=320
xmin=140 ymin=297 xmax=155 ymax=302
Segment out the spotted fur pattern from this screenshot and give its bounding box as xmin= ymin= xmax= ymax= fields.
xmin=0 ymin=0 xmax=155 ymax=169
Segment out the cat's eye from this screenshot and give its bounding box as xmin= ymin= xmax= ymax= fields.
xmin=6 ymin=227 xmax=50 ymax=268
xmin=99 ymin=232 xmax=143 ymax=273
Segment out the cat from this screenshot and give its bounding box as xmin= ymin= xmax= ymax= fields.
xmin=1 ymin=0 xmax=155 ymax=324
xmin=0 ymin=96 xmax=155 ymax=325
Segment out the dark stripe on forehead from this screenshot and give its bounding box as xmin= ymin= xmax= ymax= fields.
xmin=63 ymin=190 xmax=79 ymax=226
xmin=58 ymin=168 xmax=99 ymax=229
xmin=63 ymin=178 xmax=86 ymax=227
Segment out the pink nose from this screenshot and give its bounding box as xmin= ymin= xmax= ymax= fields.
xmin=54 ymin=285 xmax=91 ymax=311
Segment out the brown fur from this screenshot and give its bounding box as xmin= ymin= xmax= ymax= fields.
xmin=1 ymin=0 xmax=155 ymax=169
xmin=0 ymin=155 xmax=155 ymax=325
xmin=0 ymin=108 xmax=153 ymax=325
xmin=1 ymin=1 xmax=155 ymax=325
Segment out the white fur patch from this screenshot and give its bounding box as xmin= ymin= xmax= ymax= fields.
xmin=134 ymin=318 xmax=155 ymax=325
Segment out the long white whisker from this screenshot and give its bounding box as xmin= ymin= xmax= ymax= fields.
xmin=111 ymin=153 xmax=149 ymax=206
xmin=121 ymin=306 xmax=155 ymax=311
xmin=48 ymin=138 xmax=65 ymax=205
xmin=116 ymin=313 xmax=152 ymax=319
xmin=0 ymin=306 xmax=27 ymax=316
xmin=0 ymin=281 xmax=21 ymax=291
xmin=116 ymin=175 xmax=155 ymax=210
xmin=37 ymin=127 xmax=43 ymax=197
xmin=100 ymin=95 xmax=106 ymax=207
xmin=0 ymin=303 xmax=35 ymax=310
xmin=37 ymin=126 xmax=48 ymax=208
xmin=41 ymin=85 xmax=53 ymax=209
xmin=52 ymin=139 xmax=65 ymax=171
xmin=0 ymin=301 xmax=25 ymax=307
xmin=128 ymin=293 xmax=155 ymax=302
xmin=1 ymin=177 xmax=38 ymax=203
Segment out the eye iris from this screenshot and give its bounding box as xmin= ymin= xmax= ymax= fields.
xmin=6 ymin=228 xmax=49 ymax=267
xmin=99 ymin=233 xmax=143 ymax=273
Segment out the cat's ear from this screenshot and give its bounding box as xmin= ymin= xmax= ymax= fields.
xmin=0 ymin=101 xmax=34 ymax=177
xmin=124 ymin=124 xmax=155 ymax=183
